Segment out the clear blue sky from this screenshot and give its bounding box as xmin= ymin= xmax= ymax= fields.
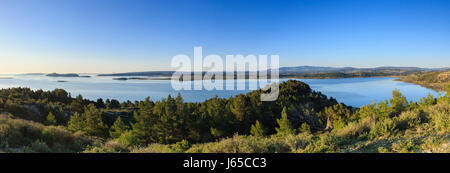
xmin=0 ymin=0 xmax=449 ymax=73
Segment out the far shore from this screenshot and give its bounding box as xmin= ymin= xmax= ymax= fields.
xmin=111 ymin=75 xmax=402 ymax=81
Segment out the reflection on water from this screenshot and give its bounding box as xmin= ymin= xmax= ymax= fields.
xmin=0 ymin=74 xmax=441 ymax=107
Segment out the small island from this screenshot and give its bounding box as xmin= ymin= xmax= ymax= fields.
xmin=46 ymin=73 xmax=91 ymax=78
xmin=112 ymin=77 xmax=171 ymax=81
xmin=46 ymin=73 xmax=79 ymax=77
xmin=23 ymin=73 xmax=45 ymax=75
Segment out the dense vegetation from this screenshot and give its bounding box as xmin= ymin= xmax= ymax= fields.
xmin=397 ymin=70 xmax=450 ymax=91
xmin=0 ymin=80 xmax=448 ymax=153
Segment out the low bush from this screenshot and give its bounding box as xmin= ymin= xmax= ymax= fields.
xmin=369 ymin=119 xmax=397 ymax=139
xmin=334 ymin=116 xmax=374 ymax=139
xmin=131 ymin=143 xmax=176 ymax=153
xmin=394 ymin=110 xmax=422 ymax=130
xmin=425 ymin=102 xmax=450 ymax=132
xmin=0 ymin=114 xmax=90 ymax=152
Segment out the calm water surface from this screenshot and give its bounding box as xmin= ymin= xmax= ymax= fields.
xmin=0 ymin=74 xmax=441 ymax=107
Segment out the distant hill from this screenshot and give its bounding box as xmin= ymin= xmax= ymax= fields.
xmin=278 ymin=66 xmax=445 ymax=73
xmin=98 ymin=71 xmax=174 ymax=77
xmin=46 ymin=73 xmax=79 ymax=77
xmin=97 ymin=66 xmax=450 ymax=79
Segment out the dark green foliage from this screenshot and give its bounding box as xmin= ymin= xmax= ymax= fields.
xmin=250 ymin=121 xmax=265 ymax=137
xmin=172 ymin=139 xmax=191 ymax=152
xmin=46 ymin=112 xmax=57 ymax=125
xmin=394 ymin=110 xmax=422 ymax=130
xmin=131 ymin=97 xmax=156 ymax=144
xmin=106 ymin=99 xmax=121 ymax=109
xmin=369 ymin=118 xmax=397 ymax=139
xmin=299 ymin=123 xmax=311 ymax=134
xmin=69 ymin=95 xmax=85 ymax=113
xmin=0 ymin=80 xmax=340 ymax=146
xmin=95 ymin=98 xmax=106 ymax=109
xmin=418 ymin=94 xmax=436 ymax=108
xmin=322 ymin=103 xmax=353 ymax=130
xmin=390 ymin=89 xmax=408 ymax=115
xmin=66 ymin=105 xmax=108 ymax=137
xmin=303 ymin=134 xmax=342 ymax=153
xmin=67 ymin=113 xmax=85 ymax=132
xmin=83 ymin=104 xmax=107 ymax=137
xmin=117 ymin=130 xmax=139 ymax=148
xmin=276 ymin=108 xmax=295 ymax=136
xmin=109 ymin=117 xmax=129 ymax=138
xmin=0 ymin=114 xmax=89 ymax=152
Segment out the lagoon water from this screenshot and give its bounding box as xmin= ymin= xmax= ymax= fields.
xmin=0 ymin=74 xmax=441 ymax=107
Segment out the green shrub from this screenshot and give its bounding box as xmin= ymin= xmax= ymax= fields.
xmin=303 ymin=134 xmax=342 ymax=153
xmin=377 ymin=147 xmax=390 ymax=153
xmin=172 ymin=139 xmax=191 ymax=152
xmin=0 ymin=114 xmax=89 ymax=152
xmin=117 ymin=130 xmax=139 ymax=148
xmin=131 ymin=143 xmax=175 ymax=153
xmin=425 ymin=102 xmax=450 ymax=132
xmin=186 ymin=135 xmax=269 ymax=153
xmin=394 ymin=110 xmax=422 ymax=130
xmin=335 ymin=116 xmax=373 ymax=139
xmin=392 ymin=140 xmax=420 ymax=153
xmin=250 ymin=121 xmax=265 ymax=137
xmin=369 ymin=119 xmax=397 ymax=139
xmin=185 ymin=134 xmax=309 ymax=153
xmin=280 ymin=133 xmax=311 ymax=152
xmin=298 ymin=123 xmax=311 ymax=134
xmin=28 ymin=140 xmax=51 ymax=153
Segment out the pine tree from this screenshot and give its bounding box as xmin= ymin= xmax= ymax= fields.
xmin=67 ymin=112 xmax=85 ymax=132
xmin=109 ymin=116 xmax=129 ymax=138
xmin=0 ymin=98 xmax=4 ymax=109
xmin=131 ymin=97 xmax=156 ymax=144
xmin=250 ymin=120 xmax=265 ymax=137
xmin=152 ymin=95 xmax=180 ymax=143
xmin=69 ymin=95 xmax=84 ymax=113
xmin=229 ymin=94 xmax=251 ymax=134
xmin=390 ymin=89 xmax=408 ymax=115
xmin=83 ymin=104 xmax=107 ymax=137
xmin=109 ymin=99 xmax=121 ymax=109
xmin=298 ymin=123 xmax=311 ymax=134
xmin=105 ymin=99 xmax=111 ymax=109
xmin=96 ymin=98 xmax=106 ymax=109
xmin=276 ymin=107 xmax=295 ymax=136
xmin=175 ymin=93 xmax=188 ymax=140
xmin=229 ymin=95 xmax=248 ymax=122
xmin=46 ymin=112 xmax=57 ymax=125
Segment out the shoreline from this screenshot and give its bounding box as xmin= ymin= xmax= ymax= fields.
xmin=112 ymin=75 xmax=403 ymax=81
xmin=394 ymin=78 xmax=445 ymax=92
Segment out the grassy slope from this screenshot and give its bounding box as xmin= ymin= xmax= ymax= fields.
xmin=0 ymin=113 xmax=95 ymax=153
xmin=397 ymin=71 xmax=450 ymax=92
xmin=114 ymin=97 xmax=450 ymax=153
xmin=2 ymin=100 xmax=449 ymax=153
